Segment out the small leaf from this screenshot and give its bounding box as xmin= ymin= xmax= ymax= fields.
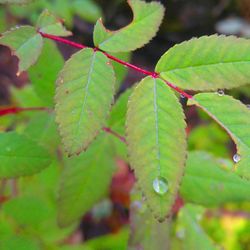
xmin=0 ymin=26 xmax=43 ymax=73
xmin=57 ymin=134 xmax=115 ymax=227
xmin=55 ymin=48 xmax=115 ymax=155
xmin=126 ymin=77 xmax=187 ymax=221
xmin=156 ymin=35 xmax=250 ymax=91
xmin=93 ymin=0 xmax=164 ymax=52
xmin=188 ymin=93 xmax=250 ymax=179
xmin=181 ymin=151 xmax=250 ymax=206
xmin=29 ymin=40 xmax=64 ymax=106
xmin=173 ymin=205 xmax=219 ymax=250
xmin=36 ymin=9 xmax=72 ymax=36
xmin=0 ymin=132 xmax=51 ymax=178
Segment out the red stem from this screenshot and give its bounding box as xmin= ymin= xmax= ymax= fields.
xmin=102 ymin=127 xmax=127 ymax=144
xmin=39 ymin=32 xmax=193 ymax=99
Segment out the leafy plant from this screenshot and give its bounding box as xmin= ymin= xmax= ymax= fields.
xmin=0 ymin=0 xmax=250 ymax=249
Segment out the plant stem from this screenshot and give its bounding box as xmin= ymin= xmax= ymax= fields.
xmin=39 ymin=32 xmax=193 ymax=99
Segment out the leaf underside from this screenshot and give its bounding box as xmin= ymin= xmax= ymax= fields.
xmin=188 ymin=93 xmax=250 ymax=179
xmin=55 ymin=48 xmax=115 ymax=156
xmin=0 ymin=132 xmax=51 ymax=178
xmin=156 ymin=35 xmax=250 ymax=91
xmin=93 ymin=0 xmax=164 ymax=52
xmin=181 ymin=151 xmax=250 ymax=206
xmin=0 ymin=26 xmax=43 ymax=73
xmin=126 ymin=77 xmax=187 ymax=221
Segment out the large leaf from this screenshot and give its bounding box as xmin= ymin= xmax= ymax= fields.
xmin=188 ymin=93 xmax=250 ymax=179
xmin=0 ymin=0 xmax=33 ymax=3
xmin=128 ymin=187 xmax=171 ymax=250
xmin=181 ymin=151 xmax=250 ymax=206
xmin=36 ymin=9 xmax=72 ymax=36
xmin=0 ymin=26 xmax=43 ymax=73
xmin=172 ymin=205 xmax=219 ymax=250
xmin=57 ymin=134 xmax=115 ymax=227
xmin=126 ymin=77 xmax=187 ymax=221
xmin=93 ymin=0 xmax=164 ymax=52
xmin=29 ymin=40 xmax=64 ymax=106
xmin=55 ymin=48 xmax=115 ymax=155
xmin=156 ymin=35 xmax=250 ymax=91
xmin=0 ymin=132 xmax=51 ymax=178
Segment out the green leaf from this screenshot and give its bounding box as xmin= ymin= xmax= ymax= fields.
xmin=181 ymin=151 xmax=250 ymax=206
xmin=156 ymin=35 xmax=250 ymax=91
xmin=73 ymin=0 xmax=102 ymax=23
xmin=36 ymin=9 xmax=72 ymax=36
xmin=29 ymin=40 xmax=64 ymax=106
xmin=57 ymin=134 xmax=115 ymax=227
xmin=24 ymin=112 xmax=60 ymax=153
xmin=188 ymin=93 xmax=250 ymax=179
xmin=55 ymin=48 xmax=115 ymax=155
xmin=0 ymin=26 xmax=43 ymax=73
xmin=126 ymin=77 xmax=187 ymax=221
xmin=172 ymin=205 xmax=219 ymax=250
xmin=0 ymin=132 xmax=51 ymax=178
xmin=93 ymin=0 xmax=164 ymax=52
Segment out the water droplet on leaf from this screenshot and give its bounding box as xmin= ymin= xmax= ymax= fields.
xmin=153 ymin=177 xmax=168 ymax=195
xmin=217 ymin=89 xmax=224 ymax=96
xmin=6 ymin=147 xmax=11 ymax=152
xmin=233 ymin=154 xmax=241 ymax=163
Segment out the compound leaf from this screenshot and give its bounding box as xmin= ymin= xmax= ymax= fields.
xmin=57 ymin=134 xmax=115 ymax=227
xmin=156 ymin=35 xmax=250 ymax=91
xmin=0 ymin=26 xmax=43 ymax=73
xmin=126 ymin=77 xmax=187 ymax=221
xmin=93 ymin=0 xmax=164 ymax=52
xmin=0 ymin=132 xmax=51 ymax=178
xmin=55 ymin=48 xmax=115 ymax=156
xmin=181 ymin=151 xmax=250 ymax=206
xmin=188 ymin=93 xmax=250 ymax=179
xmin=36 ymin=9 xmax=72 ymax=36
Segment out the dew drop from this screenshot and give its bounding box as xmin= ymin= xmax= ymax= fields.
xmin=233 ymin=154 xmax=241 ymax=163
xmin=180 ymin=94 xmax=186 ymax=99
xmin=6 ymin=147 xmax=11 ymax=152
xmin=16 ymin=71 xmax=21 ymax=77
xmin=153 ymin=177 xmax=168 ymax=195
xmin=217 ymin=89 xmax=224 ymax=96
xmin=176 ymin=228 xmax=185 ymax=239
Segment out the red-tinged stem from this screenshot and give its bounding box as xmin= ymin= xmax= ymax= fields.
xmin=102 ymin=127 xmax=127 ymax=144
xmin=39 ymin=32 xmax=193 ymax=99
xmin=0 ymin=107 xmax=49 ymax=116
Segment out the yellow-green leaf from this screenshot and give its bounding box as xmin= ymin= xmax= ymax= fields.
xmin=156 ymin=35 xmax=250 ymax=91
xmin=126 ymin=77 xmax=187 ymax=221
xmin=188 ymin=93 xmax=250 ymax=179
xmin=0 ymin=26 xmax=43 ymax=73
xmin=55 ymin=48 xmax=115 ymax=155
xmin=93 ymin=0 xmax=164 ymax=52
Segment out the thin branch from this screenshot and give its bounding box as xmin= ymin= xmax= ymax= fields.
xmin=39 ymin=32 xmax=193 ymax=99
xmin=0 ymin=107 xmax=126 ymax=144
